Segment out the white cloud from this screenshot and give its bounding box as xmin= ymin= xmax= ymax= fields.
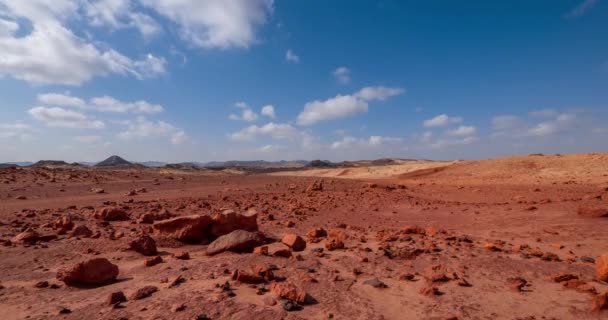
xmin=261 ymin=105 xmax=276 ymax=118
xmin=89 ymin=96 xmax=164 ymax=113
xmin=38 ymin=93 xmax=85 ymax=108
xmin=28 ymin=106 xmax=105 ymax=129
xmin=423 ymin=114 xmax=463 ymax=127
xmin=529 ymin=109 xmax=558 ymax=118
xmin=491 ymin=115 xmax=521 ymax=131
xmin=331 ymin=136 xmax=403 ymax=149
xmin=354 ymin=86 xmax=404 ymax=101
xmin=37 ymin=93 xmax=163 ymax=114
xmin=429 ymin=136 xmax=479 ymax=149
xmin=333 ymin=67 xmax=350 ymax=84
xmin=73 ymin=135 xmax=103 ymax=143
xmin=171 ymin=130 xmax=188 ymax=145
xmin=258 ymin=144 xmax=283 ymax=153
xmin=285 ymin=49 xmax=300 ymax=63
xmin=447 ymin=125 xmax=477 ymax=137
xmin=117 ymin=117 xmax=187 ymax=145
xmin=566 ymin=0 xmax=598 ymax=18
xmin=229 ymin=102 xmax=258 ymax=121
xmin=0 ymin=122 xmax=31 ymax=139
xmin=297 ymin=86 xmax=403 ymax=126
xmin=0 ymin=0 xmax=167 ymax=85
xmin=141 ymin=0 xmax=273 ymax=49
xmin=230 ymin=122 xmax=298 ymax=141
xmin=85 ymin=0 xmax=162 ymax=38
xmin=526 ymin=113 xmax=576 ymax=137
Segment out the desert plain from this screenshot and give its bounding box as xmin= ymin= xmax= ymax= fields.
xmin=1 ymin=153 xmax=607 ymax=320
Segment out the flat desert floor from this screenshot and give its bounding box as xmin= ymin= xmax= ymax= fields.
xmin=1 ymin=153 xmax=607 ymax=319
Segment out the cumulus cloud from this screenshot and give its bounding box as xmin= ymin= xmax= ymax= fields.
xmin=230 ymin=122 xmax=298 ymax=141
xmin=28 ymin=106 xmax=105 ymax=129
xmin=141 ymin=0 xmax=273 ymax=49
xmin=85 ymin=0 xmax=162 ymax=38
xmin=333 ymin=67 xmax=350 ymax=84
xmin=526 ymin=113 xmax=576 ymax=137
xmin=447 ymin=125 xmax=477 ymax=137
xmin=286 ymin=49 xmax=300 ymax=63
xmin=117 ymin=117 xmax=187 ymax=144
xmin=0 ymin=122 xmax=31 ymax=139
xmin=423 ymin=114 xmax=463 ymax=127
xmin=73 ymin=135 xmax=103 ymax=143
xmin=297 ymin=86 xmax=403 ymax=126
xmin=0 ymin=0 xmax=167 ymax=85
xmin=331 ymin=136 xmax=403 ymax=149
xmin=229 ymin=102 xmax=258 ymax=121
xmin=491 ymin=115 xmax=521 ymax=131
xmin=38 ymin=93 xmax=163 ymax=114
xmin=261 ymin=105 xmax=276 ymax=118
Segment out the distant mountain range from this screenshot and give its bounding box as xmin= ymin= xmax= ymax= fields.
xmin=1 ymin=156 xmax=412 ymax=169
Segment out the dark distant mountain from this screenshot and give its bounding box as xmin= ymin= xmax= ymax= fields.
xmin=203 ymin=160 xmax=309 ymax=168
xmin=31 ymin=160 xmax=70 ymax=167
xmin=0 ymin=162 xmax=33 ymax=167
xmin=138 ymin=161 xmax=167 ymax=167
xmin=308 ymin=160 xmax=336 ymax=168
xmin=95 ymin=155 xmax=132 ymax=167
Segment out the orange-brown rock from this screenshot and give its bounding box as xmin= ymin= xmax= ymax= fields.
xmin=210 ymin=209 xmax=258 ymax=238
xmin=94 ymin=207 xmax=129 ymax=221
xmin=577 ymin=207 xmax=608 ymax=218
xmin=597 ymin=254 xmax=608 ymax=281
xmin=281 ymin=234 xmax=306 ymax=251
xmin=153 ymin=215 xmax=212 ymax=242
xmin=56 ymin=258 xmax=119 ymax=286
xmin=129 ymin=235 xmax=157 ymax=256
xmin=271 ymin=282 xmax=308 ymax=304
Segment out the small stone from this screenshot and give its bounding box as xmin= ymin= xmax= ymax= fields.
xmin=107 ymin=291 xmax=127 ymax=305
xmin=145 ymin=256 xmax=163 ymax=267
xmin=130 ymin=286 xmax=158 ymax=300
xmin=129 ymin=235 xmax=157 ymax=256
xmin=171 ymin=303 xmax=186 ymax=312
xmin=363 ymin=278 xmax=387 ymax=288
xmin=175 ymin=251 xmax=190 ymax=260
xmin=35 ymin=281 xmax=49 ymax=288
xmin=282 ymin=300 xmax=301 ymax=312
xmin=263 ymin=296 xmax=277 ymax=306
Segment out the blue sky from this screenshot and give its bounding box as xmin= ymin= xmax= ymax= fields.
xmin=1 ymin=0 xmax=607 ymax=163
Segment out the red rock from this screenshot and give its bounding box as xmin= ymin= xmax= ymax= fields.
xmin=594 ymin=291 xmax=608 ymax=311
xmin=56 ymin=258 xmax=119 ymax=286
xmin=153 ymin=215 xmax=212 ymax=242
xmin=266 ymin=242 xmax=292 ymax=257
xmin=70 ymin=225 xmax=93 ymax=238
xmin=271 ymin=282 xmax=308 ymax=304
xmin=129 ymin=235 xmax=157 ymax=256
xmin=174 ymin=251 xmax=190 ymax=260
xmin=12 ymin=228 xmax=40 ymax=244
xmin=53 ymin=216 xmax=74 ymax=231
xmin=505 ymin=277 xmax=527 ymax=291
xmin=307 ymin=228 xmax=327 ymax=238
xmin=206 ymin=230 xmax=264 ymax=255
xmin=145 ymin=256 xmax=163 ymax=267
xmin=577 ymin=207 xmax=608 ymax=218
xmin=484 ymin=242 xmax=502 ymax=252
xmin=281 ymin=234 xmax=306 ymax=251
xmin=107 ymin=291 xmax=127 ymax=305
xmin=251 ymin=263 xmax=274 ymax=281
xmin=94 ymin=207 xmax=129 ymax=221
xmin=209 ymin=209 xmax=258 ymax=238
xmin=551 ymin=273 xmax=578 ymax=283
xmin=306 ymin=180 xmax=323 ymax=192
xmin=253 ymin=245 xmax=268 ymax=255
xmin=325 ymin=229 xmax=346 ymax=251
xmin=424 ymin=265 xmax=453 ymax=283
xmin=597 ymin=254 xmax=608 ymax=281
xmin=231 ymin=270 xmax=265 ymax=283
xmin=130 ymin=286 xmax=158 ymax=300
xmin=419 ymin=286 xmax=441 ymax=296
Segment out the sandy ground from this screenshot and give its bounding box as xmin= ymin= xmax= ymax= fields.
xmin=0 ymin=153 xmax=607 ymax=320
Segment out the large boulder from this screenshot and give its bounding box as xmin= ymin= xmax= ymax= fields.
xmin=210 ymin=209 xmax=258 ymax=237
xmin=56 ymin=258 xmax=119 ymax=286
xmin=94 ymin=207 xmax=129 ymax=221
xmin=207 ymin=230 xmax=265 ymax=256
xmin=153 ymin=215 xmax=213 ymax=242
xmin=129 ymin=235 xmax=157 ymax=256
